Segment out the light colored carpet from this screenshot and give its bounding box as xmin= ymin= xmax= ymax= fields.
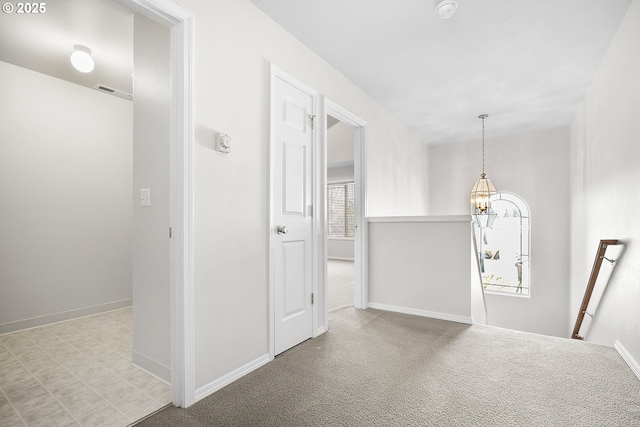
xmin=328 ymin=259 xmax=354 ymax=311
xmin=136 ymin=308 xmax=640 ymax=426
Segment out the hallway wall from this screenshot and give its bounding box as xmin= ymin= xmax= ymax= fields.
xmin=427 ymin=127 xmax=571 ymax=337
xmin=170 ymin=0 xmax=430 ymax=394
xmin=570 ymin=0 xmax=640 ymax=367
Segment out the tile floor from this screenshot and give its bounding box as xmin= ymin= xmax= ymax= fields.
xmin=0 ymin=308 xmax=170 ymax=426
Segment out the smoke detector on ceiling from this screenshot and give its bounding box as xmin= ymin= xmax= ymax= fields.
xmin=436 ymin=0 xmax=458 ymax=19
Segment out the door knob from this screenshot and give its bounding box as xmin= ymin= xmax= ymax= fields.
xmin=276 ymin=225 xmax=288 ymax=235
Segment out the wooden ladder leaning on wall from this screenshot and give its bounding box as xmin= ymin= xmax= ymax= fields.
xmin=571 ymin=239 xmax=621 ymax=340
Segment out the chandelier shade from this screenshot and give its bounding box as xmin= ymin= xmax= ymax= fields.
xmin=471 ymin=174 xmax=497 ymax=228
xmin=470 ymin=114 xmax=497 ymax=228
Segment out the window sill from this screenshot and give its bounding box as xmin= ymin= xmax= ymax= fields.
xmin=484 ymin=290 xmax=531 ymax=299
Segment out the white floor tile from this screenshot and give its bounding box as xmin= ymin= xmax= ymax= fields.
xmin=0 ymin=308 xmax=168 ymax=427
xmin=28 ymin=410 xmax=79 ymax=427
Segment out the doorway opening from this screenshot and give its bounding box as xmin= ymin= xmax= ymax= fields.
xmin=326 ymin=116 xmax=356 ymax=312
xmin=123 ymin=0 xmax=194 ymax=408
xmin=0 ymin=0 xmax=195 ymax=419
xmin=324 ymin=100 xmax=367 ymax=329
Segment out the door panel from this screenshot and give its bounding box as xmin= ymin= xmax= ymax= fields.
xmin=283 ymin=240 xmax=305 ymax=318
xmin=272 ymin=74 xmax=315 ymax=355
xmin=283 ymin=99 xmax=307 ymax=132
xmin=283 ymin=142 xmax=306 ymax=215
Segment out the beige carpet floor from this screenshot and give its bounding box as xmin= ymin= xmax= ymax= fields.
xmin=327 ymin=259 xmax=354 ymax=311
xmin=136 ymin=308 xmax=640 ymax=426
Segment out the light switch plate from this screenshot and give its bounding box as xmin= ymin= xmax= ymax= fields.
xmin=216 ymin=132 xmax=231 ymax=153
xmin=141 ymin=188 xmax=151 ymax=207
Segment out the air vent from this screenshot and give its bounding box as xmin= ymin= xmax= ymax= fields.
xmin=93 ymin=84 xmax=133 ymax=100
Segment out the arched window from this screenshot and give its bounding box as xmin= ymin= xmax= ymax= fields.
xmin=477 ymin=193 xmax=530 ymax=296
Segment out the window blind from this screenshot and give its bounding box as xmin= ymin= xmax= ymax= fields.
xmin=327 ymin=182 xmax=355 ymax=238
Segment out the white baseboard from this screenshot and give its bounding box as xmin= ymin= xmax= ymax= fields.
xmin=132 ymin=351 xmax=171 ymax=384
xmin=314 ymin=325 xmax=327 ymax=337
xmin=0 ymin=299 xmax=133 ymax=335
xmin=195 ymin=354 xmax=270 ymax=402
xmin=615 ymin=341 xmax=640 ymax=381
xmin=367 ymin=302 xmax=473 ymax=325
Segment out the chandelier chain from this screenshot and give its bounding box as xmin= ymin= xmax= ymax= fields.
xmin=481 ymin=115 xmax=485 ymax=175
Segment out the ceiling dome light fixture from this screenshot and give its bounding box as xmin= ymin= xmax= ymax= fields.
xmin=436 ymin=0 xmax=458 ymax=19
xmin=470 ymin=114 xmax=498 ymax=228
xmin=70 ymin=45 xmax=95 ymax=73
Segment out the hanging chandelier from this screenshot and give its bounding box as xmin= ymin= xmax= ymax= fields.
xmin=470 ymin=114 xmax=497 ymax=228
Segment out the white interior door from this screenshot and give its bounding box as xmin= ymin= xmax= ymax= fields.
xmin=271 ymin=69 xmax=315 ymax=356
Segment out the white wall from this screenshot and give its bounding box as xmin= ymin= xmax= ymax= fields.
xmin=327 ymin=165 xmax=354 ymax=182
xmin=327 ymin=239 xmax=353 ymax=261
xmin=169 ymin=0 xmax=430 ymax=392
xmin=0 ymin=61 xmax=133 ymax=333
xmin=570 ymin=0 xmax=640 ymax=364
xmin=427 ymin=127 xmax=571 ymax=337
xmin=327 ymin=120 xmax=354 ymax=165
xmin=368 ymin=216 xmax=475 ymax=324
xmin=369 ymin=131 xmax=430 ymax=216
xmin=131 ymin=14 xmax=172 ymax=382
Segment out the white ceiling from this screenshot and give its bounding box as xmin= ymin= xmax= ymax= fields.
xmin=0 ymin=1 xmax=632 ymax=142
xmin=0 ymin=0 xmax=133 ymax=95
xmin=249 ymin=0 xmax=633 ymax=144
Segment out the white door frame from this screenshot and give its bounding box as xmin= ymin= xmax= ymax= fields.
xmin=323 ymin=99 xmax=368 ymax=330
xmin=123 ymin=0 xmax=195 ymax=407
xmin=269 ymin=65 xmax=318 ymax=360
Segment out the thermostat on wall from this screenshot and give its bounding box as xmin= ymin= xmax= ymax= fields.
xmin=216 ymin=132 xmax=231 ymax=153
